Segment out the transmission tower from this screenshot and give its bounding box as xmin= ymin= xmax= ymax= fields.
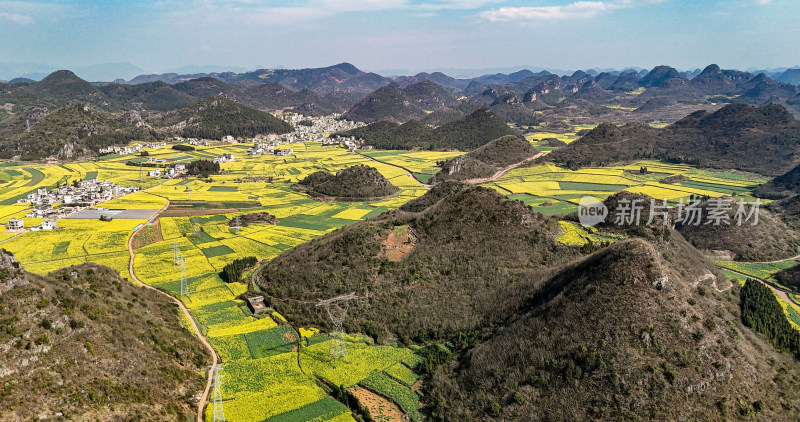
xmin=316 ymin=293 xmax=358 ymax=368
xmin=234 ymin=216 xmax=240 ymax=235
xmin=190 ymin=216 xmax=199 ymax=235
xmin=186 ymin=185 xmax=192 ymax=201
xmin=211 ymin=364 xmax=227 ymax=422
xmin=178 ymin=255 xmax=188 ymax=298
xmin=139 ymin=162 xmax=143 ymax=182
xmin=172 ymin=242 xmax=179 ymax=265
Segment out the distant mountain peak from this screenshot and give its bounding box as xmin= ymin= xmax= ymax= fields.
xmin=329 ymin=62 xmax=361 ymax=75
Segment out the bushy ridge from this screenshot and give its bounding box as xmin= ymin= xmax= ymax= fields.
xmin=255 ymin=187 xmax=573 ymax=343
xmin=0 ymin=258 xmax=208 ymax=420
xmin=296 ymin=165 xmax=399 ymax=199
xmin=341 ymin=86 xmax=427 ymax=123
xmin=543 ymin=103 xmax=800 ymax=177
xmin=676 ymin=198 xmax=800 ymax=261
xmin=425 ymin=236 xmax=800 ymax=421
xmin=433 ymin=135 xmax=537 ymax=183
xmin=0 ymin=103 xmax=161 ymax=160
xmin=154 ymin=96 xmax=293 ymax=139
xmin=337 ymin=108 xmax=517 ymax=150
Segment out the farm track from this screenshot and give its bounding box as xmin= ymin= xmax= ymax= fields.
xmin=127 ymin=189 xmax=218 ymax=422
xmin=352 ymin=150 xmax=431 ymax=189
xmin=716 ymin=266 xmax=797 ymax=306
xmin=465 ymin=151 xmax=549 ymax=184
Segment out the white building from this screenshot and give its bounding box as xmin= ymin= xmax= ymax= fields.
xmin=41 ymin=220 xmax=58 ymax=230
xmin=7 ymin=218 xmax=23 ymax=230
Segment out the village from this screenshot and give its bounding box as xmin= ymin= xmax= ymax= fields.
xmin=6 ymin=178 xmax=141 ymax=232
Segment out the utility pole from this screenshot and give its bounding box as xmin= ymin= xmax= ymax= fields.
xmin=316 ymin=293 xmax=358 ymax=368
xmin=211 ymin=364 xmax=226 ymax=422
xmin=172 ymin=242 xmax=179 ymax=265
xmin=186 ymin=185 xmax=192 ymax=201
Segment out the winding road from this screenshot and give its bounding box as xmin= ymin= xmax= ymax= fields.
xmin=126 ymin=192 xmax=218 ymax=422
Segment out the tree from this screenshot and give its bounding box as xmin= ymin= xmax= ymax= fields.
xmin=140 ymin=150 xmax=149 ymax=157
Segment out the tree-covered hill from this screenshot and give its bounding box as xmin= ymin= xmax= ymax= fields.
xmin=153 ymin=95 xmax=293 ymax=139
xmin=0 ymin=253 xmax=208 ymax=421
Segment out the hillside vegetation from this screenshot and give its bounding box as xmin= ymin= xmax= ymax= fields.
xmin=256 ymin=187 xmax=575 ymax=343
xmin=433 ymin=135 xmax=538 ymax=183
xmin=296 ymin=164 xmax=399 ymax=199
xmin=338 ymin=108 xmax=517 ymax=150
xmin=0 ymin=103 xmax=160 ymax=160
xmin=153 ymin=96 xmax=293 ymax=139
xmin=0 ymin=254 xmax=208 ymax=421
xmin=543 ymin=104 xmax=800 ymax=176
xmin=425 ymin=236 xmax=800 ymax=421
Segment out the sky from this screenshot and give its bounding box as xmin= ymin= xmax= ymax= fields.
xmin=0 ymin=0 xmax=798 ymax=77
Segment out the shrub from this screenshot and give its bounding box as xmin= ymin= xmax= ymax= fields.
xmin=221 ymin=256 xmax=258 ymax=283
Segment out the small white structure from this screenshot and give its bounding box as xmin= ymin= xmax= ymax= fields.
xmin=274 ymin=148 xmax=293 ymax=157
xmin=7 ymin=218 xmax=23 ymax=230
xmin=148 ymin=169 xmax=162 ymax=177
xmin=41 ymin=219 xmax=58 ymax=230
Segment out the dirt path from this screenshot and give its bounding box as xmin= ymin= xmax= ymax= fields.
xmin=750 ymin=253 xmax=800 ymax=265
xmin=127 ymin=192 xmax=218 ymax=422
xmin=464 ymin=151 xmax=549 ymax=184
xmin=717 ymin=266 xmax=795 ymax=304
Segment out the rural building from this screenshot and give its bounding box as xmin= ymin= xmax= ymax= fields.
xmin=275 ymin=148 xmax=293 ymax=157
xmin=246 ymin=296 xmax=268 ymax=315
xmin=39 ymin=220 xmax=58 ymax=231
xmin=7 ymin=218 xmax=23 ymax=230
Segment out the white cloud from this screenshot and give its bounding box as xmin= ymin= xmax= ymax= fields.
xmin=158 ymin=0 xmax=503 ymax=25
xmin=0 ymin=11 xmax=33 ymax=24
xmin=479 ymin=1 xmax=621 ymax=22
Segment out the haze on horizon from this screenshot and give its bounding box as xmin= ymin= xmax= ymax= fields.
xmin=1 ymin=0 xmax=798 ymax=79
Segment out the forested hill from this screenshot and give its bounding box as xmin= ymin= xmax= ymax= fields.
xmin=336 ymin=108 xmax=517 ymax=150
xmin=0 ymin=253 xmax=209 ymax=420
xmin=542 ymin=103 xmax=800 ymax=177
xmin=153 ymin=96 xmax=293 ymax=139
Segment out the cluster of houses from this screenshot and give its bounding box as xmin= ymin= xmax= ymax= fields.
xmin=6 ymin=178 xmax=140 ymax=232
xmin=148 ymin=163 xmax=186 ymax=178
xmin=213 ymin=153 xmax=236 ymax=164
xmin=99 ymin=142 xmax=167 ymax=155
xmin=247 ymin=138 xmax=294 ymax=157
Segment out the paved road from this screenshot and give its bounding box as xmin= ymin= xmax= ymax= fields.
xmin=126 ymin=191 xmax=218 ymax=422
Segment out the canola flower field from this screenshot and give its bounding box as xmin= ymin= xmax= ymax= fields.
xmin=0 ymin=138 xmax=780 ymax=421
xmin=0 ymin=142 xmax=443 ymax=422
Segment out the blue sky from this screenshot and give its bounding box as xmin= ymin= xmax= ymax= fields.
xmin=0 ymin=0 xmax=798 ymax=74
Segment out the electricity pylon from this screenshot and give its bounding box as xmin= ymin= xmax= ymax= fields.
xmin=211 ymin=364 xmax=226 ymax=422
xmin=234 ymin=216 xmax=240 ymax=235
xmin=172 ymin=242 xmax=179 ymax=265
xmin=316 ymin=293 xmax=357 ymax=368
xmin=178 ymin=255 xmax=188 ymax=298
